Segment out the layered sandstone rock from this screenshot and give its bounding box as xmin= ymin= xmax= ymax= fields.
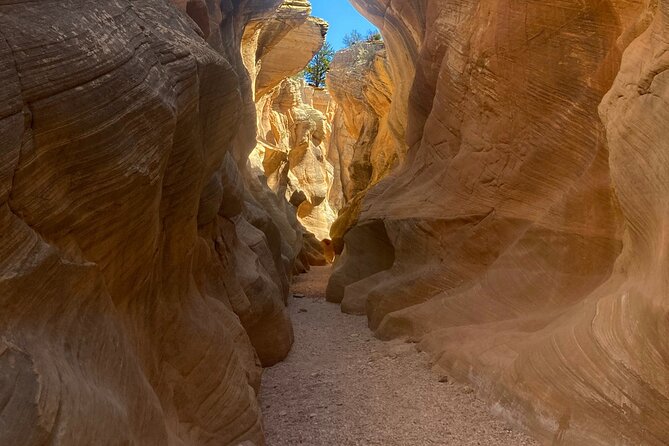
xmin=333 ymin=0 xmax=669 ymax=444
xmin=3 ymin=0 xmax=668 ymax=444
xmin=326 ymin=41 xmax=404 ymax=246
xmin=0 ymin=0 xmax=315 ymax=444
xmin=252 ymin=78 xmax=337 ymax=241
xmin=245 ymin=6 xmax=339 ymax=244
xmin=255 ymin=3 xmax=328 ymax=98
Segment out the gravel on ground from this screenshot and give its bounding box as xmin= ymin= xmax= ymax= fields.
xmin=260 ymin=266 xmax=539 ymax=446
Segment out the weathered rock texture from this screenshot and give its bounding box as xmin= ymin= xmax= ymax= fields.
xmin=252 ymin=78 xmax=337 ymax=241
xmin=241 ymin=1 xmax=327 ymax=97
xmin=331 ymin=0 xmax=669 ymax=444
xmin=236 ymin=0 xmax=338 ymax=246
xmin=0 ymin=0 xmax=323 ymax=444
xmin=245 ymin=13 xmax=340 ymax=246
xmin=242 ymin=0 xmax=335 ymax=272
xmin=326 ymin=41 xmax=404 ymax=246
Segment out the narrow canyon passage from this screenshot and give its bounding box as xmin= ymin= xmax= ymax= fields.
xmin=261 ymin=267 xmax=539 ymax=446
xmin=2 ymin=0 xmax=668 ymax=444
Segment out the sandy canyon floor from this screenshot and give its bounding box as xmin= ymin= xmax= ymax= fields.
xmin=260 ymin=266 xmax=539 ymax=445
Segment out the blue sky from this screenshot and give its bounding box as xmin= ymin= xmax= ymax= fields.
xmin=310 ymin=0 xmax=378 ymax=51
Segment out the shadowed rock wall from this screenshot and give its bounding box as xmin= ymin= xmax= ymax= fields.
xmin=333 ymin=0 xmax=669 ymax=444
xmin=0 ymin=0 xmax=317 ymax=444
xmin=2 ymin=0 xmax=667 ymax=444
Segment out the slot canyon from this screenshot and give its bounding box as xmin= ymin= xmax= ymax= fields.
xmin=0 ymin=0 xmax=668 ymax=445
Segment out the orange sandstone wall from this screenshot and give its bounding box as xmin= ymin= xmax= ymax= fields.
xmin=336 ymin=0 xmax=669 ymax=444
xmin=0 ymin=1 xmax=305 ymax=444
xmin=326 ymin=41 xmax=405 ymax=250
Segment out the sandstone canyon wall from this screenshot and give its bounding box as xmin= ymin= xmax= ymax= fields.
xmin=243 ymin=1 xmax=338 ymax=262
xmin=0 ymin=1 xmax=325 ymax=444
xmin=2 ymin=0 xmax=668 ymax=445
xmin=326 ymin=41 xmax=405 ymax=248
xmin=324 ymin=40 xmax=406 ymax=302
xmin=332 ymin=0 xmax=669 ymax=444
xmin=252 ymin=78 xmax=337 ymax=242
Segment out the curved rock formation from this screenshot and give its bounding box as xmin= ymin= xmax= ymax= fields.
xmin=3 ymin=0 xmax=668 ymax=444
xmin=253 ymin=78 xmax=337 ymax=241
xmin=0 ymin=0 xmax=324 ymax=444
xmin=253 ymin=1 xmax=328 ymax=98
xmin=326 ymin=41 xmax=404 ymax=246
xmin=246 ymin=5 xmax=338 ymax=244
xmin=332 ymin=0 xmax=669 ymax=444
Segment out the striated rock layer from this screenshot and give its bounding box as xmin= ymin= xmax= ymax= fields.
xmin=326 ymin=40 xmax=404 ymax=248
xmin=252 ymin=78 xmax=337 ymax=242
xmin=331 ymin=0 xmax=669 ymax=444
xmin=243 ymin=0 xmax=337 ymax=256
xmin=0 ymin=0 xmax=326 ymax=444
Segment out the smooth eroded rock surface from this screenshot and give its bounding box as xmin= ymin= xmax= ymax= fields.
xmin=253 ymin=78 xmax=337 ymax=241
xmin=243 ymin=0 xmax=338 ymax=248
xmin=332 ymin=0 xmax=669 ymax=444
xmin=0 ymin=0 xmax=311 ymax=444
xmin=326 ymin=41 xmax=405 ymax=245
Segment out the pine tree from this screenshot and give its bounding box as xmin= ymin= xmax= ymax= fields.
xmin=304 ymin=42 xmax=335 ymax=88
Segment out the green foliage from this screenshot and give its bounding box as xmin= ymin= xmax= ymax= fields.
xmin=366 ymin=30 xmax=382 ymax=42
xmin=343 ymin=29 xmax=364 ymax=47
xmin=343 ymin=29 xmax=383 ymax=48
xmin=304 ymin=42 xmax=335 ymax=88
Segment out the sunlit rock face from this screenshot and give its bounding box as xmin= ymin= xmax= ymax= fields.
xmin=0 ymin=0 xmax=309 ymax=444
xmin=337 ymin=0 xmax=669 ymax=444
xmin=326 ymin=41 xmax=405 ymax=247
xmin=242 ymin=1 xmax=338 ymax=244
xmin=253 ymin=78 xmax=337 ymax=241
xmin=244 ymin=0 xmax=328 ymax=99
